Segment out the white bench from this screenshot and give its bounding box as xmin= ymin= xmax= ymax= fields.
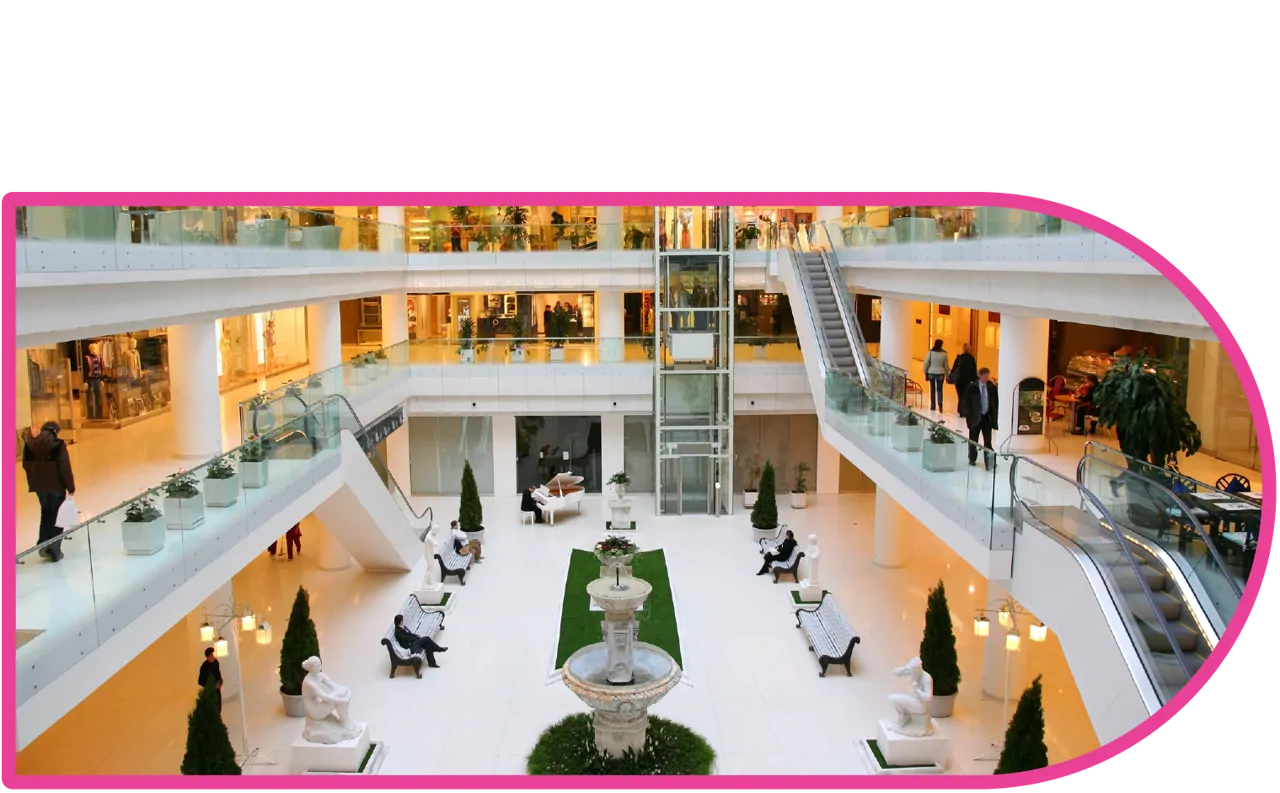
xmin=770 ymin=545 xmax=805 ymax=583
xmin=380 ymin=595 xmax=445 ymax=679
xmin=758 ymin=524 xmax=790 ymax=554
xmin=435 ymin=544 xmax=475 ymax=585
xmin=795 ymin=593 xmax=860 ymax=677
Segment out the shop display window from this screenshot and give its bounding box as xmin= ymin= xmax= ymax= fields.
xmin=22 ymin=346 xmax=77 ymax=447
xmin=76 ymin=330 xmax=171 ymax=428
xmin=217 ymin=307 xmax=310 ymax=391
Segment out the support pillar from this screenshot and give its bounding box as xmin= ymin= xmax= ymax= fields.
xmin=307 ymin=302 xmax=343 ymax=372
xmin=492 ymin=414 xmax=517 ymax=497
xmin=381 ymin=291 xmax=409 ymax=347
xmin=602 ymin=413 xmax=625 ymax=489
xmin=873 ymin=487 xmax=907 ymax=568
xmin=878 ymin=296 xmax=915 ymax=374
xmin=15 ymin=348 xmax=32 ymax=439
xmin=598 ymin=289 xmax=626 ymax=362
xmin=816 ymin=433 xmax=842 ymax=494
xmin=385 ymin=423 xmax=411 ymax=492
xmin=308 ymin=514 xmax=351 ymax=571
xmin=377 ymin=206 xmax=405 ymax=253
xmin=598 ymin=206 xmax=623 ymax=251
xmin=995 ymin=314 xmax=1049 ymax=453
xmin=169 ymin=322 xmax=221 ymax=459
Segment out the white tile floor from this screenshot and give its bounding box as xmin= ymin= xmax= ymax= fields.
xmin=17 ymin=493 xmax=1100 ymax=777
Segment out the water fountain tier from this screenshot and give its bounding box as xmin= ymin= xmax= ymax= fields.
xmin=586 ymin=576 xmax=652 ymax=683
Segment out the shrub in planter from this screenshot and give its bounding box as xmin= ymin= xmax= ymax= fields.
xmin=734 ymin=223 xmax=760 ymax=250
xmin=240 ymin=435 xmax=269 ymax=488
xmin=742 ymin=455 xmax=762 ymax=508
xmin=508 ymin=315 xmax=527 ymax=362
xmin=374 ymin=348 xmax=390 ymax=374
xmin=349 ymin=353 xmax=370 ymax=384
xmin=891 ymin=411 xmax=925 ymax=452
xmin=181 ymin=680 xmax=241 ymax=775
xmin=527 ymin=713 xmax=715 ymax=775
xmin=920 ymin=580 xmax=961 ymax=717
xmin=457 ymin=316 xmax=477 ymax=363
xmin=790 ymin=461 xmax=809 ymax=509
xmin=547 ymin=306 xmax=573 ymax=361
xmin=163 ymin=470 xmax=204 ymax=530
xmin=868 ymin=400 xmax=895 ymax=436
xmin=995 ymin=676 xmax=1049 ymax=775
xmin=923 ymin=422 xmax=960 ymax=472
xmin=279 ymin=586 xmax=320 ymax=717
xmin=204 ymin=455 xmax=240 ymax=508
xmin=458 ymin=459 xmax=485 ymax=541
xmin=122 ymin=493 xmax=165 ymax=555
xmin=751 ymin=461 xmax=779 ymax=538
xmin=607 ymin=471 xmax=631 ymax=499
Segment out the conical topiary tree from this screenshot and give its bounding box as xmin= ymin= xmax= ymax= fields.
xmin=458 ymin=459 xmax=484 ymax=532
xmin=181 ymin=680 xmax=241 ymax=775
xmin=279 ymin=586 xmax=320 ymax=697
xmin=750 ymin=461 xmax=778 ymax=530
xmin=919 ymin=580 xmax=961 ymax=703
xmin=995 ymin=675 xmax=1049 ymax=775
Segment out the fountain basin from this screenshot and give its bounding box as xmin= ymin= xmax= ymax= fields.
xmin=562 ymin=642 xmax=681 ymax=712
xmin=586 ymin=576 xmax=652 ymax=615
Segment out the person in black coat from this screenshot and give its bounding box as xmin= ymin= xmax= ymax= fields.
xmin=949 ymin=343 xmax=978 ymax=411
xmin=960 ymin=368 xmax=999 ymax=467
xmin=758 ymin=530 xmax=797 ymax=575
xmin=520 ymin=485 xmax=544 ymax=523
xmin=393 ymin=614 xmax=448 ymax=668
xmin=197 ymin=647 xmax=223 ymax=713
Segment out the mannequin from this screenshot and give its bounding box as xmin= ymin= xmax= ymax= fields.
xmin=263 ymin=319 xmax=276 ymax=371
xmin=84 ymin=342 xmax=104 ymax=419
xmin=679 ymin=208 xmax=692 ymax=249
xmin=124 ymin=337 xmax=141 ymax=382
xmin=220 ymin=324 xmax=233 ymax=376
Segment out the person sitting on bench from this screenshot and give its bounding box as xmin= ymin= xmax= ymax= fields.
xmin=1072 ymin=374 xmax=1101 ymax=435
xmin=393 ymin=614 xmax=448 ymax=669
xmin=449 ymin=520 xmax=483 ymax=561
xmin=758 ymin=530 xmax=797 ymax=575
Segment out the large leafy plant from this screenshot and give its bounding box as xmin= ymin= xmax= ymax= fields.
xmin=1092 ymin=354 xmax=1201 ymax=468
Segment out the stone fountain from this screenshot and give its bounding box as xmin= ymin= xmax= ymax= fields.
xmin=561 ymin=566 xmax=681 ymax=758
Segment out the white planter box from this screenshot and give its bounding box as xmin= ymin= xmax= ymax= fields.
xmin=743 ymin=490 xmax=758 ymax=508
xmin=164 ymin=494 xmax=205 ymax=530
xmin=241 ymin=460 xmax=269 ymax=488
xmin=282 ymin=398 xmax=307 ymax=422
xmin=557 ymin=239 xmax=571 ymax=251
xmin=669 ymin=331 xmax=715 ymax=362
xmin=306 ymin=384 xmax=326 ymax=401
xmin=351 ymin=367 xmax=368 ymax=385
xmin=459 ymin=349 xmax=475 ymax=363
xmin=377 ymin=360 xmax=391 ymax=375
xmin=752 ymin=346 xmax=768 ymax=360
xmin=753 ymin=525 xmax=777 ymax=542
xmin=463 ymin=529 xmax=485 ymax=544
xmin=468 ymin=241 xmax=481 ymax=252
xmin=366 ymin=364 xmax=379 ymax=380
xmin=891 ymin=422 xmax=925 ymax=452
xmin=205 ymin=474 xmax=241 ymax=507
xmin=549 ymin=347 xmax=566 ymax=362
xmin=869 ymin=410 xmax=894 ymax=436
xmin=122 ymin=516 xmax=166 ymax=555
xmin=510 ymin=348 xmax=526 ymax=363
xmin=790 ymin=492 xmax=807 ymax=509
xmin=923 ymin=440 xmax=960 ymax=472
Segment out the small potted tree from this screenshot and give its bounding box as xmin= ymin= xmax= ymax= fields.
xmin=459 ymin=459 xmax=485 ymax=542
xmin=735 ymin=223 xmax=760 ymax=250
xmin=891 ymin=411 xmax=925 ymax=451
xmin=607 ymin=471 xmax=631 ymax=500
xmin=869 ymin=397 xmax=896 ymax=436
xmin=547 ymin=306 xmax=571 ymax=362
xmin=458 ymin=316 xmax=478 ymax=364
xmin=995 ymin=676 xmax=1049 ymax=775
xmin=1092 ymin=353 xmax=1202 ymax=467
xmin=349 ymin=353 xmax=369 ymax=385
xmin=180 ymin=680 xmax=241 ymax=775
xmin=374 ymin=348 xmax=391 ymax=376
xmin=240 ymin=435 xmax=269 ymax=488
xmin=790 ymin=461 xmax=809 ymax=509
xmin=501 ymin=205 xmax=530 ymax=251
xmin=551 ymin=211 xmax=570 ymax=251
xmin=279 ymin=586 xmax=320 ymax=717
xmin=204 ymin=455 xmax=240 ymax=508
xmin=566 ymin=220 xmax=596 ymax=250
xmin=122 ymin=492 xmax=165 ymax=555
xmin=743 ymin=455 xmax=762 ymax=508
xmin=923 ymin=422 xmax=960 ymax=472
xmin=626 ymin=225 xmax=649 ymax=250
xmin=750 ymin=461 xmax=779 ymax=541
xmin=920 ymin=580 xmax=961 ymax=717
xmin=163 ymin=470 xmax=203 ymax=530
xmin=508 ymin=315 xmax=528 ymax=363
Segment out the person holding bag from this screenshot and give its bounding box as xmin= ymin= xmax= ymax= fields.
xmin=22 ymin=421 xmax=76 ymax=562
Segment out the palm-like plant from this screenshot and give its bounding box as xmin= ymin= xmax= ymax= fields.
xmin=1092 ymin=354 xmax=1201 ymax=468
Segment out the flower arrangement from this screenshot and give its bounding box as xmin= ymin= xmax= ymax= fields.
xmin=164 ymin=471 xmax=200 ymax=498
xmin=206 ymin=456 xmax=237 ymax=480
xmin=606 ymin=472 xmax=631 ymax=488
xmin=240 ymin=436 xmax=267 ymax=463
xmin=595 ymin=535 xmax=639 ymax=559
xmin=125 ymin=493 xmax=162 ymax=523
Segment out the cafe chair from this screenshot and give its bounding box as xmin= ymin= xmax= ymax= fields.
xmin=906 ymin=379 xmax=924 ymax=408
xmin=1216 ymin=473 xmax=1251 ymax=494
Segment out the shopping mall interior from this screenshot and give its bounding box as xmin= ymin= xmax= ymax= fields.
xmin=7 ymin=204 xmax=1266 ymax=778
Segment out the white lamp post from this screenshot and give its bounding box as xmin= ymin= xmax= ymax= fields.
xmin=972 ymin=595 xmax=1046 ymax=761
xmin=199 ymin=599 xmax=275 ymax=768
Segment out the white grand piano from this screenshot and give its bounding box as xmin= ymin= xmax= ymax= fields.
xmin=533 ymin=472 xmax=585 ymax=525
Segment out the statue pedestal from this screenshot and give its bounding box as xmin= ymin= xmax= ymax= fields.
xmin=874 ymin=720 xmax=949 ymax=770
xmin=608 ymin=499 xmax=633 ymax=529
xmin=291 ymin=722 xmax=371 ymax=774
xmin=799 ymin=579 xmax=823 ymax=603
xmin=413 ymin=583 xmax=445 ymax=606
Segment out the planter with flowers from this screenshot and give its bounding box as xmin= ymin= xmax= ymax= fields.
xmin=282 ymin=383 xmax=307 ymax=422
xmin=204 ymin=456 xmax=241 ymax=508
xmin=891 ymin=412 xmax=925 ymax=452
xmin=122 ymin=493 xmax=166 ymax=555
xmin=374 ymin=348 xmax=391 ymax=375
xmin=595 ymin=535 xmax=639 ymax=577
xmin=163 ymin=471 xmax=204 ymax=530
xmin=606 ymin=471 xmax=631 ymax=500
xmin=363 ymin=352 xmax=379 ymax=380
xmin=306 ymin=374 xmax=326 ymax=401
xmin=869 ymin=399 xmax=896 ymax=437
xmin=923 ymin=423 xmax=960 ymax=472
xmin=349 ymin=354 xmax=369 ymax=385
xmin=240 ymin=436 xmax=269 ymax=488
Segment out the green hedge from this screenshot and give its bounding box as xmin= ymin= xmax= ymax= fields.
xmin=527 ymin=713 xmax=714 ymax=775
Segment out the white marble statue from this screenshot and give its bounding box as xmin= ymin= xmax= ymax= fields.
xmin=885 ymin=657 xmax=935 ymax=737
xmin=804 ymin=533 xmax=821 ymax=585
xmin=300 ymin=656 xmax=360 ymax=744
xmin=420 ymin=529 xmax=442 ymax=589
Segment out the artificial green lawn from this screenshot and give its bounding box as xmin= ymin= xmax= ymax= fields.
xmin=554 ymin=548 xmax=682 ymax=669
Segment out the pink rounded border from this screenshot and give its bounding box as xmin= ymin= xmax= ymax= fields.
xmin=1 ymin=191 xmax=1270 ymax=789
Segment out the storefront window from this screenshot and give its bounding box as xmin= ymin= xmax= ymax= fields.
xmin=407 ymin=416 xmax=495 ymax=495
xmin=515 ymin=415 xmax=602 ymax=494
xmin=76 ymin=329 xmax=170 ymax=428
xmin=21 ymin=346 xmax=77 ymax=446
xmin=216 ymin=307 xmax=309 ymax=391
xmin=623 ymin=415 xmax=655 ymax=493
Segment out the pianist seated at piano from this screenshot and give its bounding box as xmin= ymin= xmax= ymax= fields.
xmin=521 ymin=485 xmax=544 ymax=523
xmin=532 ymin=473 xmax=585 ymax=525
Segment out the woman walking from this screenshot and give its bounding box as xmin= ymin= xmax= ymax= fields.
xmin=924 ymin=339 xmax=949 ymax=412
xmin=949 ymin=343 xmax=978 ymax=415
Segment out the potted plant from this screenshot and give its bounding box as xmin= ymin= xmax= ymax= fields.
xmin=204 ymin=455 xmax=240 ymax=508
xmin=122 ymin=492 xmax=165 ymax=555
xmin=459 ymin=459 xmax=485 ymax=542
xmin=306 ymin=374 xmax=325 ymax=395
xmin=869 ymin=398 xmax=895 ymax=436
xmin=279 ymin=586 xmax=320 ymax=717
xmin=923 ymin=422 xmax=960 ymax=472
xmin=566 ymin=221 xmax=596 ymax=250
xmin=742 ymin=455 xmax=762 ymax=508
xmin=891 ymin=411 xmax=925 ymax=451
xmin=374 ymin=348 xmax=391 ymax=375
xmin=735 ymin=223 xmax=760 ymax=250
xmin=750 ymin=461 xmax=779 ymax=541
xmin=551 ymin=211 xmax=570 ymax=251
xmin=595 ymin=535 xmax=639 ymax=571
xmin=790 ymin=461 xmax=809 ymax=509
xmin=626 ymin=225 xmax=649 ymax=250
xmin=920 ymin=580 xmax=961 ymax=717
xmin=449 ymin=206 xmax=476 ymax=251
xmin=1092 ymin=353 xmax=1202 ymax=467
xmin=363 ymin=351 xmax=379 ymax=380
xmin=508 ymin=315 xmax=527 ymax=362
xmin=349 ymin=353 xmax=369 ymax=385
xmin=240 ymin=435 xmax=269 ymax=488
xmin=501 ymin=205 xmax=530 ymax=251
xmin=181 ymin=680 xmax=241 ymax=775
xmin=163 ymin=470 xmax=203 ymax=530
xmin=547 ymin=306 xmax=572 ymax=362
xmin=995 ymin=676 xmax=1049 ymax=775
xmin=458 ymin=316 xmax=477 ymax=363
xmin=641 ymin=336 xmax=656 ymax=360
xmin=281 ymin=382 xmax=307 ymax=422
xmin=607 ymin=471 xmax=631 ymax=500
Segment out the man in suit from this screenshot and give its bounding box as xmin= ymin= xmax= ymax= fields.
xmin=758 ymin=530 xmax=797 ymax=575
xmin=393 ymin=614 xmax=448 ymax=669
xmin=961 ymin=367 xmax=999 ymax=468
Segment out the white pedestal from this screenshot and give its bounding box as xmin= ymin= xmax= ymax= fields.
xmin=608 ymin=499 xmax=632 ymax=528
xmin=874 ymin=720 xmax=949 ymax=769
xmin=799 ymin=579 xmax=823 ymax=603
xmin=291 ymin=723 xmax=371 ymax=774
xmin=413 ymin=584 xmax=445 ymax=605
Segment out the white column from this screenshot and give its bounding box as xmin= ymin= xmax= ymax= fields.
xmin=873 ymin=487 xmax=907 ymax=568
xmin=878 ymin=296 xmax=915 ymax=374
xmin=381 ymin=292 xmax=409 ymax=347
xmin=15 ymin=349 xmax=32 ymax=438
xmin=598 ymin=206 xmax=623 ymax=250
xmin=188 ymin=581 xmax=242 ymax=701
xmin=307 ymin=301 xmax=343 ymax=372
xmin=816 ymin=206 xmax=843 ymax=221
xmin=385 ymin=424 xmax=411 ymax=491
xmin=169 ymin=322 xmax=221 ymax=459
xmin=492 ymin=414 xmax=517 ymax=496
xmin=602 ymin=414 xmax=625 ymax=490
xmin=980 ymin=583 xmax=1031 ymax=701
xmin=377 ymin=206 xmax=405 ymax=253
xmin=308 ymin=514 xmax=351 ymax=571
xmin=815 ymin=433 xmax=842 ymax=494
xmin=598 ymin=289 xmax=626 ymax=362
xmin=995 ymin=314 xmax=1050 ymax=453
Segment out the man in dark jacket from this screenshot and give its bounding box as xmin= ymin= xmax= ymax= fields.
xmin=961 ymin=368 xmax=999 ymax=468
xmin=758 ymin=530 xmax=797 ymax=575
xmin=22 ymin=421 xmax=76 ymax=562
xmin=520 ymin=485 xmax=544 ymax=523
xmin=197 ymin=646 xmax=223 ymax=714
xmin=393 ymin=614 xmax=448 ymax=668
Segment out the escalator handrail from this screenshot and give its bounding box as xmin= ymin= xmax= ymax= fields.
xmin=784 ymin=221 xmax=871 ymax=386
xmin=779 ymin=223 xmax=841 ymax=379
xmin=1076 ymin=454 xmax=1241 ymax=601
xmin=1011 ymin=455 xmax=1195 ymax=693
xmin=1084 ymin=439 xmax=1258 ymax=509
